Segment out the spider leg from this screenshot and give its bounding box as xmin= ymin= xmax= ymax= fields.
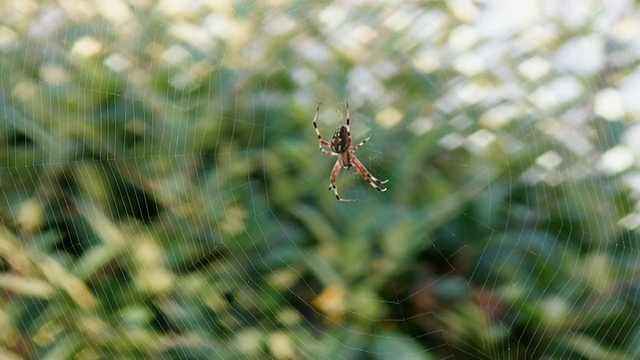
xmin=352 ymin=135 xmax=371 ymax=152
xmin=351 ymin=155 xmax=389 ymax=191
xmin=345 ymin=101 xmax=350 ymax=127
xmin=313 ymin=102 xmax=340 ymax=156
xmin=319 ymin=144 xmax=339 ymax=156
xmin=329 ymin=158 xmax=355 ymax=202
xmin=345 ymin=101 xmax=352 ymax=147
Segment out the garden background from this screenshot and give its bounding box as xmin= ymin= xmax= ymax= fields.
xmin=2 ymin=1 xmax=640 ymax=359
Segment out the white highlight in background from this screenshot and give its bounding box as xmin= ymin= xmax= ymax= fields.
xmin=598 ymin=145 xmax=634 ymax=175
xmin=594 ymin=88 xmax=626 ymax=120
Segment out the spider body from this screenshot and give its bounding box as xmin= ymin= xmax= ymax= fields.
xmin=331 ymin=125 xmax=351 ymax=168
xmin=331 ymin=125 xmax=350 ymax=155
xmin=313 ymin=102 xmax=388 ymax=201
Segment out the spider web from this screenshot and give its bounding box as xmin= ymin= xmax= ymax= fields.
xmin=1 ymin=0 xmax=640 ymax=359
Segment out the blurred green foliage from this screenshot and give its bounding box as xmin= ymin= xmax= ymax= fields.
xmin=1 ymin=1 xmax=640 ymax=359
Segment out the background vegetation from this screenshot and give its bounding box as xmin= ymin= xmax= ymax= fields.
xmin=1 ymin=1 xmax=640 ymax=359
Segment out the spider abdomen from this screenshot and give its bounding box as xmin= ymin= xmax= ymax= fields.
xmin=330 ymin=125 xmax=350 ymax=154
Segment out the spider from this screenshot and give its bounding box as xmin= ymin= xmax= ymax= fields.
xmin=312 ymin=101 xmax=388 ymax=202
